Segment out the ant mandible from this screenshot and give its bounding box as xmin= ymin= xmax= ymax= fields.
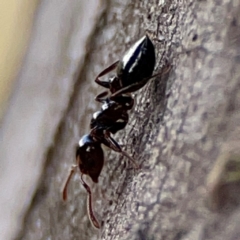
xmin=62 ymin=35 xmax=163 ymax=229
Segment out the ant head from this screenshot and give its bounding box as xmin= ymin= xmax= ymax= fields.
xmin=76 ymin=134 xmax=104 ymax=183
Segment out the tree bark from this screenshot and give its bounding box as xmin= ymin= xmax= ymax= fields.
xmin=17 ymin=0 xmax=240 ymax=239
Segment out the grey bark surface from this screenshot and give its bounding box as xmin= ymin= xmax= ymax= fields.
xmin=18 ymin=0 xmax=240 ymax=240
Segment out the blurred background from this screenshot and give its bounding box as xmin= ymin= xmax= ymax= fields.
xmin=0 ymin=0 xmax=37 ymax=119
xmin=0 ymin=0 xmax=102 ymax=239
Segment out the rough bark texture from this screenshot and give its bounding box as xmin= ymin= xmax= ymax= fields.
xmin=18 ymin=0 xmax=240 ymax=239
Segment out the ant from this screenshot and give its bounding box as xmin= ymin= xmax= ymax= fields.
xmin=62 ymin=35 xmax=167 ymax=229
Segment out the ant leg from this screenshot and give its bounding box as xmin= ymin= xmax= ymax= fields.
xmin=89 ymin=128 xmax=138 ymax=168
xmin=110 ymin=95 xmax=134 ymax=110
xmin=95 ymin=91 xmax=109 ymax=103
xmin=62 ymin=164 xmax=78 ymax=201
xmin=103 ymin=132 xmax=139 ymax=169
xmin=80 ymin=174 xmax=100 ymax=229
xmin=96 ymin=93 xmax=134 ymax=111
xmin=95 ymin=60 xmax=119 ymax=89
xmin=110 ymin=78 xmax=150 ymax=98
xmin=110 ymin=64 xmax=172 ymax=98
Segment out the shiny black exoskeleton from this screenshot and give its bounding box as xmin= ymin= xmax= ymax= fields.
xmin=63 ymin=35 xmax=157 ymax=229
xmin=95 ymin=35 xmax=156 ymax=97
xmin=76 ymin=134 xmax=104 ymax=183
xmin=90 ymin=94 xmax=134 ymax=134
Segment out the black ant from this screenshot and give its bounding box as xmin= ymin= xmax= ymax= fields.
xmin=62 ymin=35 xmax=167 ymax=229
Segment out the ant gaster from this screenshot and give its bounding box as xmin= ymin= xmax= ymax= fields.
xmin=63 ymin=35 xmax=158 ymax=229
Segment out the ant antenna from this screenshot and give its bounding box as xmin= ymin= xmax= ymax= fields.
xmin=62 ymin=164 xmax=77 ymax=201
xmin=80 ymin=174 xmax=100 ymax=229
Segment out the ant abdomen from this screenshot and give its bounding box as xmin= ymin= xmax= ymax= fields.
xmin=117 ymin=35 xmax=156 ymax=88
